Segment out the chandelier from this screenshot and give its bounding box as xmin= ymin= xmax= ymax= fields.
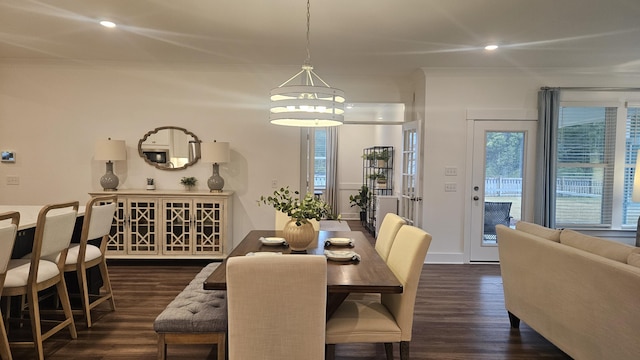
xmin=269 ymin=0 xmax=345 ymax=127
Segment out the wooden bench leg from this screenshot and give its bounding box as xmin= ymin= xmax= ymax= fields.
xmin=157 ymin=333 xmax=166 ymax=360
xmin=216 ymin=332 xmax=226 ymax=360
xmin=157 ymin=332 xmax=226 ymax=360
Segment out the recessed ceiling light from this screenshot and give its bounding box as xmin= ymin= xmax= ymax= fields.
xmin=99 ymin=20 xmax=116 ymax=28
xmin=484 ymin=44 xmax=499 ymax=51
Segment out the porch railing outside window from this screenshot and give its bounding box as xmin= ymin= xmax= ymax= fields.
xmin=552 ymin=104 xmax=640 ymax=229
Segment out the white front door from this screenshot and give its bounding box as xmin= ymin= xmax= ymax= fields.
xmin=400 ymin=121 xmax=422 ymax=227
xmin=469 ymin=120 xmax=536 ymax=261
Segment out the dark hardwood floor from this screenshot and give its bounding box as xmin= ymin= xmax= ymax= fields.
xmin=7 ymin=221 xmax=571 ymax=359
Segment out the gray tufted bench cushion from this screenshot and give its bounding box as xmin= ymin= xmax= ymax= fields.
xmin=154 ymin=262 xmax=227 ymax=360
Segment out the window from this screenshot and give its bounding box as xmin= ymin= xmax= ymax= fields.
xmin=555 ymin=101 xmax=640 ymax=229
xmin=313 ymin=129 xmax=327 ymax=190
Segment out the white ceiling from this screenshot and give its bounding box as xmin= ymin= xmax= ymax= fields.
xmin=1 ymin=0 xmax=640 ymax=76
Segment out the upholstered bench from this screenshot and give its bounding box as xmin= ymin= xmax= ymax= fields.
xmin=153 ymin=262 xmax=227 ymax=360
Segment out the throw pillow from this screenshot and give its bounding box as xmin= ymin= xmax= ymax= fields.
xmin=515 ymin=221 xmax=561 ymax=242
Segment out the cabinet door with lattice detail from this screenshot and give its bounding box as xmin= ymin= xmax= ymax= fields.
xmin=193 ymin=199 xmax=225 ymax=255
xmin=161 ymin=198 xmax=193 ymax=255
xmin=128 ymin=198 xmax=159 ymax=255
xmin=105 ymin=198 xmax=127 ymax=254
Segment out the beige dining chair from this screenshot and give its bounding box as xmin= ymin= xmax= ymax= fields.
xmin=63 ymin=195 xmax=117 ymax=328
xmin=325 ymin=225 xmax=432 ymax=360
xmin=3 ymin=201 xmax=79 ymax=360
xmin=375 ymin=213 xmax=407 ymax=262
xmin=0 ymin=211 xmax=20 ymax=360
xmin=226 ymin=254 xmax=327 ymax=360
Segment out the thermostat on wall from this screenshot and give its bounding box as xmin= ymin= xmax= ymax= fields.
xmin=1 ymin=151 xmax=15 ymax=163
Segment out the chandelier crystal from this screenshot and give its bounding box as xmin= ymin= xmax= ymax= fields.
xmin=269 ymin=0 xmax=345 ymax=127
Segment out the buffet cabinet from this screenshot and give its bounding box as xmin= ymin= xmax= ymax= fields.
xmin=89 ymin=190 xmax=233 ymax=259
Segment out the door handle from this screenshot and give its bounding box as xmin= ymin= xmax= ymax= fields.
xmin=473 ymin=196 xmax=480 ymax=201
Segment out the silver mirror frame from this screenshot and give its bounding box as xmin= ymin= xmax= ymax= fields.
xmin=138 ymin=126 xmax=200 ymax=171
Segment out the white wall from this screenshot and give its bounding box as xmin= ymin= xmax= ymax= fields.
xmin=5 ymin=62 xmax=639 ymax=259
xmin=0 ymin=62 xmax=408 ymax=248
xmin=418 ymin=68 xmax=640 ymax=263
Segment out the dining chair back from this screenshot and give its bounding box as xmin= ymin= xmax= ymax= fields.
xmin=226 ymin=254 xmax=327 ymax=360
xmin=326 ymin=224 xmax=432 ymax=360
xmin=382 ymin=225 xmax=432 ymax=342
xmin=0 ymin=211 xmax=20 ymax=360
xmin=63 ymin=195 xmax=117 ymax=327
xmin=3 ymin=201 xmax=79 ymax=360
xmin=375 ymin=213 xmax=407 ymax=262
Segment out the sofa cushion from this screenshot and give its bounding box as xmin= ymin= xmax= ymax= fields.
xmin=559 ymin=229 xmax=637 ymax=263
xmin=628 ymin=252 xmax=640 ymax=268
xmin=515 ymin=221 xmax=561 ymax=242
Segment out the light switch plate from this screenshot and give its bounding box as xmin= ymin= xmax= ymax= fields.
xmin=445 ymin=166 xmax=457 ymax=176
xmin=445 ymin=183 xmax=457 ymax=192
xmin=6 ymin=176 xmax=19 ymax=185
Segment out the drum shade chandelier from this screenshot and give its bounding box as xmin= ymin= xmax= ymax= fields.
xmin=269 ymin=0 xmax=345 ymax=127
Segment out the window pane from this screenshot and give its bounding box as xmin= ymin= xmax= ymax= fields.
xmin=555 ymin=106 xmax=616 ymax=226
xmin=314 ymin=129 xmax=327 ymax=189
xmin=624 ymin=107 xmax=640 ymax=225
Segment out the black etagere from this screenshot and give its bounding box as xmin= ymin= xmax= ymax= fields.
xmin=362 ymin=146 xmax=393 ymax=235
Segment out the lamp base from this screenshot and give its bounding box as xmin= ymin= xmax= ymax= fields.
xmin=100 ymin=161 xmax=120 ymax=191
xmin=207 ymin=163 xmax=225 ymax=192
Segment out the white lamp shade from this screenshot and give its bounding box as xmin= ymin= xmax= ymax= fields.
xmin=201 ymin=142 xmax=230 ymax=163
xmin=95 ymin=139 xmax=127 ymax=161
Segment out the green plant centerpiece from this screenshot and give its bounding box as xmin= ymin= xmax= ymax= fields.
xmin=258 ymin=186 xmax=332 ymax=251
xmin=349 ymin=185 xmax=370 ymax=222
xmin=180 ymin=176 xmax=197 ymax=190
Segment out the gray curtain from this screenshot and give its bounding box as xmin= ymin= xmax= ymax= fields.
xmin=325 ymin=127 xmax=339 ymax=217
xmin=534 ymin=88 xmax=560 ymax=227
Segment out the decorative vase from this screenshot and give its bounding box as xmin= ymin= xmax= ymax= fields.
xmin=282 ymin=219 xmax=316 ymax=252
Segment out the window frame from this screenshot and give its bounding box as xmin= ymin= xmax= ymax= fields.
xmin=555 ymin=98 xmax=640 ymax=230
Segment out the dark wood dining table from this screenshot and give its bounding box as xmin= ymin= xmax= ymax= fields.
xmin=203 ymin=229 xmax=403 ymax=318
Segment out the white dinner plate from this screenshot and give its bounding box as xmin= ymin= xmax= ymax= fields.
xmin=260 ymin=237 xmax=286 ymax=246
xmin=327 ymin=237 xmax=353 ymax=246
xmin=324 ymin=250 xmax=357 ymax=262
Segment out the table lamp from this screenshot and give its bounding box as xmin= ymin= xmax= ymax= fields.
xmin=95 ymin=138 xmax=127 ymax=191
xmin=201 ymin=141 xmax=230 ymax=192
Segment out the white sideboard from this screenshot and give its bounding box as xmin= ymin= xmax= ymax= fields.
xmin=89 ymin=190 xmax=233 ymax=259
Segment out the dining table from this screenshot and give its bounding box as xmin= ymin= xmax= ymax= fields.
xmin=203 ymin=229 xmax=403 ymax=318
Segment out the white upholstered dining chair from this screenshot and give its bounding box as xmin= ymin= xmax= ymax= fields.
xmin=63 ymin=195 xmax=117 ymax=328
xmin=325 ymin=225 xmax=432 ymax=360
xmin=0 ymin=211 xmax=20 ymax=360
xmin=226 ymin=254 xmax=327 ymax=360
xmin=3 ymin=201 xmax=79 ymax=360
xmin=375 ymin=213 xmax=407 ymax=262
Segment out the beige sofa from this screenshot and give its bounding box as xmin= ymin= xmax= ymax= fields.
xmin=496 ymin=222 xmax=640 ymax=360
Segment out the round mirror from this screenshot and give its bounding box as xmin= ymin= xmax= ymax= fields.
xmin=138 ymin=126 xmax=200 ymax=171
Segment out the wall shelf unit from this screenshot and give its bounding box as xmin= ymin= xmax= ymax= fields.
xmin=362 ymin=146 xmax=393 ymax=235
